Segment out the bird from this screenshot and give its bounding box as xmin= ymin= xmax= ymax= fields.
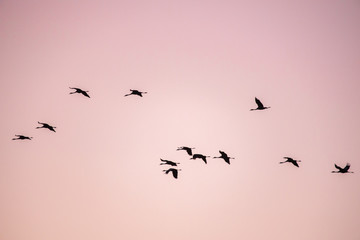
xmin=124 ymin=89 xmax=147 ymax=97
xmin=332 ymin=163 xmax=354 ymax=173
xmin=190 ymin=154 xmax=210 ymax=164
xmin=12 ymin=135 xmax=33 ymax=140
xmin=280 ymin=157 xmax=301 ymax=167
xmin=36 ymin=122 xmax=56 ymax=132
xmin=250 ymin=97 xmax=270 ymax=111
xmin=177 ymin=146 xmax=195 ymax=156
xmin=160 ymin=158 xmax=179 ymax=166
xmin=69 ymin=87 xmax=90 ymax=98
xmin=213 ymin=150 xmax=234 ymax=164
xmin=163 ymin=168 xmax=181 ymax=179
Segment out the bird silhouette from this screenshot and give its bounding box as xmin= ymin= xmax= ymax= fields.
xmin=213 ymin=150 xmax=234 ymax=164
xmin=36 ymin=122 xmax=56 ymax=132
xmin=191 ymin=154 xmax=210 ymax=164
xmin=163 ymin=168 xmax=181 ymax=179
xmin=332 ymin=163 xmax=354 ymax=173
xmin=160 ymin=158 xmax=179 ymax=166
xmin=177 ymin=146 xmax=195 ymax=156
xmin=12 ymin=135 xmax=32 ymax=140
xmin=250 ymin=97 xmax=270 ymax=111
xmin=69 ymin=87 xmax=90 ymax=98
xmin=124 ymin=89 xmax=147 ymax=97
xmin=280 ymin=157 xmax=301 ymax=167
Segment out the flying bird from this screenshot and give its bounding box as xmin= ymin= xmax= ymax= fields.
xmin=177 ymin=146 xmax=195 ymax=156
xmin=36 ymin=122 xmax=56 ymax=132
xmin=163 ymin=168 xmax=181 ymax=179
xmin=160 ymin=158 xmax=179 ymax=166
xmin=191 ymin=154 xmax=210 ymax=164
xmin=280 ymin=157 xmax=301 ymax=167
xmin=213 ymin=150 xmax=234 ymax=164
xmin=332 ymin=163 xmax=354 ymax=173
xmin=124 ymin=89 xmax=147 ymax=97
xmin=69 ymin=87 xmax=90 ymax=98
xmin=12 ymin=135 xmax=33 ymax=140
xmin=250 ymin=97 xmax=270 ymax=111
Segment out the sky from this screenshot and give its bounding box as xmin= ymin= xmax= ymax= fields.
xmin=1 ymin=0 xmax=360 ymax=239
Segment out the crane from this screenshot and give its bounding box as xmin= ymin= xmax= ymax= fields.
xmin=69 ymin=87 xmax=90 ymax=98
xmin=160 ymin=158 xmax=179 ymax=166
xmin=332 ymin=163 xmax=354 ymax=173
xmin=12 ymin=135 xmax=32 ymax=140
xmin=36 ymin=122 xmax=56 ymax=132
xmin=191 ymin=154 xmax=210 ymax=164
xmin=213 ymin=150 xmax=234 ymax=164
xmin=279 ymin=157 xmax=301 ymax=167
xmin=250 ymin=97 xmax=270 ymax=111
xmin=177 ymin=146 xmax=195 ymax=156
xmin=163 ymin=168 xmax=181 ymax=179
xmin=124 ymin=89 xmax=147 ymax=97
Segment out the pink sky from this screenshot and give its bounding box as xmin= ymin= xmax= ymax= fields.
xmin=1 ymin=1 xmax=360 ymax=239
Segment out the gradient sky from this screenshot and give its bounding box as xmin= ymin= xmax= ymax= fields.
xmin=1 ymin=1 xmax=360 ymax=240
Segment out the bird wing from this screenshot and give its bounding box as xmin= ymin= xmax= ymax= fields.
xmin=219 ymin=151 xmax=228 ymax=158
xmin=284 ymin=157 xmax=293 ymax=161
xmin=334 ymin=164 xmax=342 ymax=170
xmin=82 ymin=91 xmax=90 ymax=98
xmin=172 ymin=169 xmax=178 ymax=179
xmin=343 ymin=163 xmax=351 ymax=172
xmin=255 ymin=97 xmax=264 ymax=108
xmin=186 ymin=148 xmax=193 ymax=156
xmin=292 ymin=161 xmax=299 ymax=167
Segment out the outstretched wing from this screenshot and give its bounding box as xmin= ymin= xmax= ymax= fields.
xmin=334 ymin=164 xmax=342 ymax=170
xmin=284 ymin=157 xmax=293 ymax=161
xmin=255 ymin=97 xmax=264 ymax=108
xmin=81 ymin=91 xmax=90 ymax=98
xmin=291 ymin=161 xmax=299 ymax=167
xmin=172 ymin=169 xmax=178 ymax=179
xmin=186 ymin=147 xmax=193 ymax=156
xmin=219 ymin=151 xmax=227 ymax=158
xmin=343 ymin=163 xmax=351 ymax=172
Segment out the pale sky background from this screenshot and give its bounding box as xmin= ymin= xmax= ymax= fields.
xmin=1 ymin=0 xmax=360 ymax=239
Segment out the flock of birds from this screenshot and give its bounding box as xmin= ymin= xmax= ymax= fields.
xmin=12 ymin=88 xmax=354 ymax=179
xmin=160 ymin=147 xmax=235 ymax=179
